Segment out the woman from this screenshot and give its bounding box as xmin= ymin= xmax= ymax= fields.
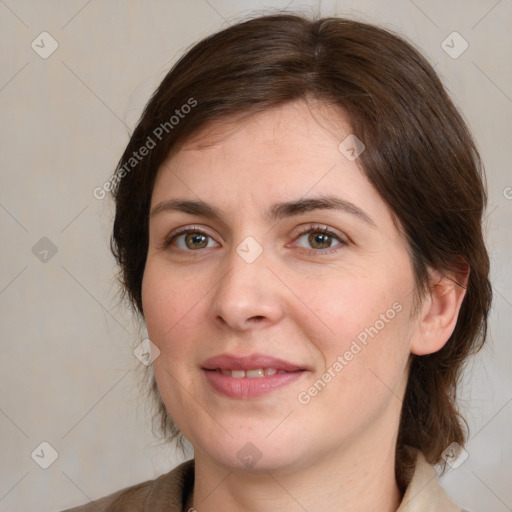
xmin=63 ymin=13 xmax=491 ymax=512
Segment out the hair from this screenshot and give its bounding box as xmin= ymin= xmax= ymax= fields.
xmin=110 ymin=13 xmax=492 ymax=490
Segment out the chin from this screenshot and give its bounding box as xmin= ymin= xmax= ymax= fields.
xmin=190 ymin=426 xmax=315 ymax=475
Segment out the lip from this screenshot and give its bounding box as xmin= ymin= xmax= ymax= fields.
xmin=202 ymin=353 xmax=305 ymax=372
xmin=201 ymin=353 xmax=308 ymax=399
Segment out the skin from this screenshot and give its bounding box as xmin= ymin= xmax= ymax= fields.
xmin=142 ymin=99 xmax=467 ymax=512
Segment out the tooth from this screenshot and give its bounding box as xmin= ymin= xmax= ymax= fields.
xmin=219 ymin=368 xmax=282 ymax=378
xmin=246 ymin=369 xmax=265 ymax=378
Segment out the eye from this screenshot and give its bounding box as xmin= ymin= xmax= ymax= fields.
xmin=165 ymin=227 xmax=219 ymax=251
xmin=293 ymin=225 xmax=347 ymax=254
xmin=163 ymin=224 xmax=347 ymax=255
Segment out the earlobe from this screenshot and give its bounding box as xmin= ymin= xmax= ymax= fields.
xmin=411 ymin=266 xmax=469 ymax=356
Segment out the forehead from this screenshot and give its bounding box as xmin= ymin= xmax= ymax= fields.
xmin=154 ymin=100 xmax=350 ymax=188
xmin=150 ymin=99 xmax=396 ymax=233
xmin=178 ymin=99 xmax=351 ymax=155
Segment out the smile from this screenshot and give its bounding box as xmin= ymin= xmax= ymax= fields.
xmin=217 ymin=368 xmax=286 ymax=378
xmin=201 ymin=353 xmax=308 ymax=398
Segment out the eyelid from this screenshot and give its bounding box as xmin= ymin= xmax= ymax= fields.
xmin=162 ymin=223 xmax=349 ymax=254
xmin=163 ymin=225 xmax=221 ymax=250
xmin=289 ymin=224 xmax=349 ymax=253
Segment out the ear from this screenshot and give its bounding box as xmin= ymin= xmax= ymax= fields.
xmin=410 ymin=265 xmax=470 ymax=356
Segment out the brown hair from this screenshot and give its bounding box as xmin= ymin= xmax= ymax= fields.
xmin=111 ymin=13 xmax=492 ymax=489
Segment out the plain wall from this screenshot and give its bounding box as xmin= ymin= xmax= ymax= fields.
xmin=0 ymin=1 xmax=511 ymax=511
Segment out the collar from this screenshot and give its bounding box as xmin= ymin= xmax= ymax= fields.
xmin=397 ymin=450 xmax=462 ymax=511
xmin=145 ymin=450 xmax=462 ymax=511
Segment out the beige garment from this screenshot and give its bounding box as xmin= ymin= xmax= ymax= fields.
xmin=60 ymin=451 xmax=464 ymax=511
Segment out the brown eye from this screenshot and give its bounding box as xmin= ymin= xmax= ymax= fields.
xmin=295 ymin=227 xmax=344 ymax=252
xmin=168 ymin=229 xmax=218 ymax=251
xmin=307 ymin=231 xmax=334 ymax=249
xmin=184 ymin=232 xmax=208 ymax=249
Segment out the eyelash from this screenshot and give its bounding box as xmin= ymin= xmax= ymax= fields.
xmin=162 ymin=224 xmax=348 ymax=256
xmin=292 ymin=225 xmax=348 ymax=254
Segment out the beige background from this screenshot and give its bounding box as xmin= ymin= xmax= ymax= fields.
xmin=0 ymin=1 xmax=511 ymax=511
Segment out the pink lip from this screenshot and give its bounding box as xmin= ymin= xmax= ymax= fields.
xmin=202 ymin=353 xmax=304 ymax=372
xmin=201 ymin=353 xmax=308 ymax=399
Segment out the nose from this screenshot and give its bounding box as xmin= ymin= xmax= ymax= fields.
xmin=209 ymin=243 xmax=286 ymax=332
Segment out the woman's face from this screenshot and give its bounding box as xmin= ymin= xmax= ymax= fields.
xmin=142 ymin=100 xmax=421 ymax=473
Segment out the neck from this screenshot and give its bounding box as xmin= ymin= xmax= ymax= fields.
xmin=186 ymin=432 xmax=402 ymax=512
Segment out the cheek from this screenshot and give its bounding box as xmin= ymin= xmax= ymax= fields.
xmin=141 ymin=263 xmax=202 ymax=405
xmin=296 ymin=268 xmax=412 ymax=396
xmin=297 ymin=270 xmax=404 ymax=346
xmin=141 ymin=262 xmax=201 ymax=353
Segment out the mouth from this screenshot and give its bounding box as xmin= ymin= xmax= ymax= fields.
xmin=201 ymin=353 xmax=308 ymax=398
xmin=213 ymin=368 xmax=291 ymax=378
xmin=202 ymin=353 xmax=306 ymax=372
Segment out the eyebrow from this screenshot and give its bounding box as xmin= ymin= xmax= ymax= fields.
xmin=150 ymin=195 xmax=376 ymax=227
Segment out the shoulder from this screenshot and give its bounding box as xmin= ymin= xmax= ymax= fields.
xmin=397 ymin=449 xmax=464 ymax=512
xmin=58 ymin=459 xmax=195 ymax=512
xmin=59 ymin=481 xmax=150 ymax=512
